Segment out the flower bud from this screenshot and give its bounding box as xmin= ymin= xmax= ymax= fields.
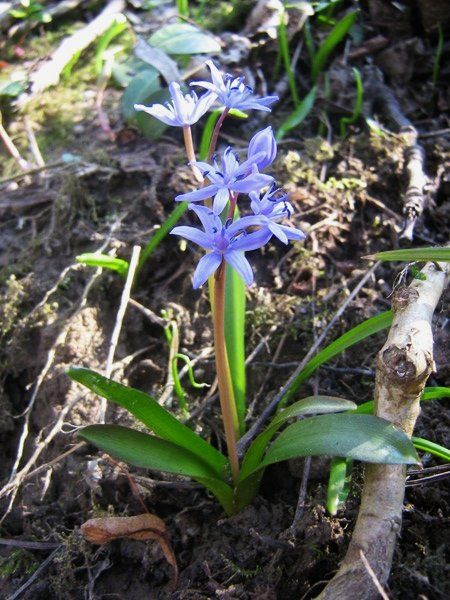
xmin=247 ymin=126 xmax=277 ymax=171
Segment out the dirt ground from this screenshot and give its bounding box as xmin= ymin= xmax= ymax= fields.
xmin=0 ymin=1 xmax=449 ymax=599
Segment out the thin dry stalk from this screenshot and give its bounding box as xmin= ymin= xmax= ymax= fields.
xmin=99 ymin=245 xmax=141 ymax=422
xmin=316 ymin=258 xmax=449 ymax=600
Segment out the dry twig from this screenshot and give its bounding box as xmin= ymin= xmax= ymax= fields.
xmin=316 ymin=257 xmax=450 ymax=599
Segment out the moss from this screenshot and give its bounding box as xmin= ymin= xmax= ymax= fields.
xmin=0 ymin=548 xmax=38 ymax=579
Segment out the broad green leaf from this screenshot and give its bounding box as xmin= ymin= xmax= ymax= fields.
xmin=121 ymin=68 xmax=160 ymax=121
xmin=278 ymin=311 xmax=393 ymax=410
xmin=134 ymin=87 xmax=172 ymax=141
xmin=311 ymin=11 xmax=357 ymax=81
xmin=225 ymin=237 xmax=247 ymax=435
xmin=235 ymin=396 xmax=356 ymax=509
xmin=134 ymin=38 xmax=180 ymax=84
xmin=79 ymin=424 xmax=234 ymax=513
xmin=276 ymin=86 xmax=317 ymax=141
xmin=363 ymin=247 xmax=450 ymax=263
xmin=68 ymin=367 xmax=227 ymax=477
xmin=76 ymin=253 xmax=129 ymax=277
xmin=112 ymin=57 xmax=150 ymax=88
xmin=326 ymin=457 xmax=353 ymax=515
xmin=149 ymin=23 xmax=221 ymax=55
xmin=138 ymin=201 xmax=188 ymax=272
xmin=0 ymin=80 xmax=25 ymax=97
xmin=412 ymin=437 xmax=450 ymax=462
xmin=259 ymin=414 xmax=419 ymax=470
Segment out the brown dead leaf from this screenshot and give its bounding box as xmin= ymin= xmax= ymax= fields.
xmin=81 ymin=514 xmax=178 ymax=587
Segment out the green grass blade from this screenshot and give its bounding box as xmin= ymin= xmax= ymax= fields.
xmin=259 ymin=414 xmax=419 ymax=470
xmin=311 ymin=11 xmax=357 ymax=82
xmin=94 ymin=15 xmax=127 ymax=75
xmin=363 ymin=247 xmax=450 ymax=263
xmin=412 ymin=437 xmax=450 ymax=462
xmin=354 ymin=386 xmax=450 ymax=415
xmin=138 ymin=201 xmax=188 ymax=273
xmin=177 ymin=0 xmax=189 ymax=18
xmin=326 ymin=457 xmax=353 ymax=515
xmin=68 ymin=367 xmax=227 ymax=476
xmin=278 ymin=311 xmax=393 ymax=410
xmin=339 ymin=67 xmax=363 ymax=137
xmin=278 ymin=7 xmax=300 ymax=107
xmin=199 ymin=109 xmax=221 ymax=160
xmin=224 ymin=261 xmax=247 ymax=435
xmin=432 ymin=24 xmax=444 ymax=87
xmin=276 ymin=86 xmax=317 ymax=141
xmin=76 ymin=253 xmax=129 ymax=277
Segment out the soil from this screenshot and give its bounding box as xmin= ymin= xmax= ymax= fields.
xmin=0 ymin=2 xmax=449 ymax=599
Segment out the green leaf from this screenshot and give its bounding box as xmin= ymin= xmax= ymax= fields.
xmin=76 ymin=253 xmax=129 ymax=277
xmin=278 ymin=311 xmax=393 ymax=410
xmin=326 ymin=457 xmax=353 ymax=515
xmin=68 ymin=367 xmax=227 ymax=477
xmin=353 ymin=386 xmax=450 ymax=415
xmin=94 ymin=14 xmax=127 ymax=75
xmin=235 ymin=396 xmax=356 ymax=509
xmin=276 ymin=86 xmax=317 ymax=141
xmin=149 ymin=23 xmax=221 ymax=55
xmin=259 ymin=414 xmax=419 ymax=470
xmin=421 ymin=386 xmax=450 ymax=401
xmin=224 ymin=239 xmax=247 ymax=435
xmin=412 ymin=437 xmax=450 ymax=462
xmin=311 ymin=11 xmax=357 ymax=81
xmin=121 ymin=68 xmax=160 ymax=122
xmin=79 ymin=424 xmax=234 ymax=513
xmin=339 ymin=67 xmax=363 ymax=137
xmin=199 ymin=109 xmax=221 ymax=161
xmin=0 ymin=80 xmax=26 ymax=98
xmin=138 ymin=201 xmax=188 ymax=272
xmin=363 ymin=247 xmax=450 ymax=263
xmin=112 ymin=57 xmax=150 ymax=88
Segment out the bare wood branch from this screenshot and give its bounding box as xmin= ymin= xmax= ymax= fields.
xmin=316 ymin=257 xmax=450 ymax=600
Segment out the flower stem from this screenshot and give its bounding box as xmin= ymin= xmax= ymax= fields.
xmin=182 ymin=125 xmax=203 ymax=183
xmin=207 ymin=108 xmax=229 ymax=162
xmin=213 ymin=261 xmax=240 ymax=482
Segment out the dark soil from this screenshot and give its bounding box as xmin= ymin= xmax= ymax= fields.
xmin=0 ymin=1 xmax=449 ymax=599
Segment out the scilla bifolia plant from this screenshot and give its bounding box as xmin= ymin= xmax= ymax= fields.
xmin=69 ymin=62 xmax=418 ymax=515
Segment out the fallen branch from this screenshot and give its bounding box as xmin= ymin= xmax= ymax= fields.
xmin=363 ymin=68 xmax=429 ymax=241
xmin=28 ymin=0 xmax=125 ymax=97
xmin=316 ymin=257 xmax=450 ymax=600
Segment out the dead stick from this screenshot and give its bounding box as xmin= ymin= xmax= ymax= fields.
xmin=316 ymin=258 xmax=449 ymax=600
xmin=99 ymin=245 xmax=141 ymax=423
xmin=28 ymin=0 xmax=125 ymax=96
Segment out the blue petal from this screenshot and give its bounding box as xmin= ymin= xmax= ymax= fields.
xmin=278 ymin=224 xmax=307 ymax=241
xmin=232 ymin=228 xmax=272 ymax=251
xmin=171 ymin=226 xmax=213 ymax=249
xmin=193 ymin=252 xmax=222 ymax=288
xmin=224 ymin=251 xmax=254 ymax=286
xmin=227 ymin=215 xmax=265 ymax=237
xmin=176 ymin=184 xmax=218 ymax=203
xmin=189 ymin=204 xmax=221 ymax=235
xmin=232 ymin=173 xmax=274 ymax=194
xmin=269 ymin=222 xmax=288 ymax=244
xmin=212 ymin=187 xmax=230 ymax=215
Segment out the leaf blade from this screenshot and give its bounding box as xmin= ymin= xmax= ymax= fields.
xmin=363 ymin=247 xmax=450 ymax=263
xmin=259 ymin=414 xmax=419 ymax=470
xmin=68 ymin=367 xmax=227 ymax=476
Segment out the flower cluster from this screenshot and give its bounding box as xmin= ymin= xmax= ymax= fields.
xmin=135 ymin=61 xmax=305 ymax=288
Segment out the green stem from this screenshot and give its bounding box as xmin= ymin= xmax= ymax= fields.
xmin=213 ymin=261 xmax=240 ymax=482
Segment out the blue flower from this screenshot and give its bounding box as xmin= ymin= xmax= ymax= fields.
xmin=135 ymin=82 xmax=216 ymax=127
xmin=191 ymin=60 xmax=278 ymax=113
xmin=249 ymin=188 xmax=307 ymax=244
xmin=171 ymin=204 xmax=272 ymax=288
xmin=175 ymin=147 xmax=274 ymax=215
xmin=247 ymin=126 xmax=277 ymax=171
